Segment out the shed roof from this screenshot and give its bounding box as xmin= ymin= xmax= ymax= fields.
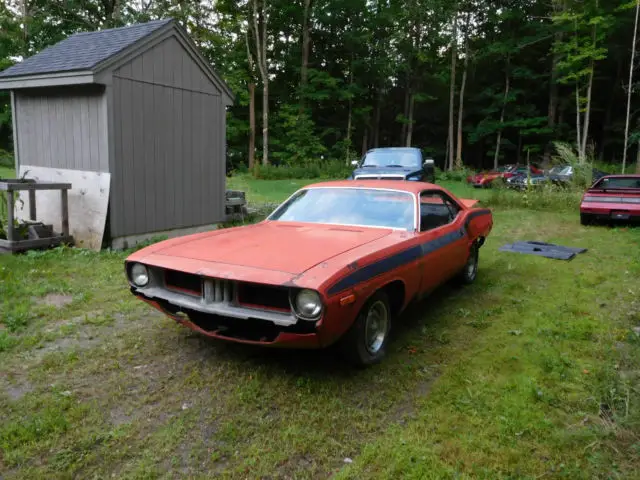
xmin=0 ymin=19 xmax=172 ymax=79
xmin=0 ymin=19 xmax=234 ymax=103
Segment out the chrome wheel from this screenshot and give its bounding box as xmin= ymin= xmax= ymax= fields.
xmin=364 ymin=300 xmax=389 ymax=355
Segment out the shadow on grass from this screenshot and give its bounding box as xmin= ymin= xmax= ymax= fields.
xmin=172 ymin=272 xmax=493 ymax=382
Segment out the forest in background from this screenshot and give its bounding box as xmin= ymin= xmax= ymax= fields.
xmin=1 ymin=0 xmax=640 ymax=173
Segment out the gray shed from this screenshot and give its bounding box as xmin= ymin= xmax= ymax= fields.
xmin=0 ymin=19 xmax=234 ymax=249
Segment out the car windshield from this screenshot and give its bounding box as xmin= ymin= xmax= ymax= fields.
xmin=494 ymin=165 xmax=513 ymax=173
xmin=592 ymin=177 xmax=640 ymax=190
xmin=268 ymin=187 xmax=416 ymax=230
xmin=362 ymin=150 xmax=421 ymax=168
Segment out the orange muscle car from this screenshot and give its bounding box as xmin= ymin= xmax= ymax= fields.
xmin=125 ymin=180 xmax=493 ymax=366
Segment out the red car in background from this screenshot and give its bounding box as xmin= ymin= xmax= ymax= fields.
xmin=580 ymin=174 xmax=640 ymax=225
xmin=125 ymin=180 xmax=493 ymax=366
xmin=467 ymin=164 xmax=543 ymax=188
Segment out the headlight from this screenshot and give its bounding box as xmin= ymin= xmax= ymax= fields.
xmin=130 ymin=263 xmax=149 ymax=287
xmin=406 ymin=175 xmax=421 ymax=181
xmin=293 ymin=289 xmax=323 ymax=319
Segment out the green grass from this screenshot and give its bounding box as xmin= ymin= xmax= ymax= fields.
xmin=226 ymin=174 xmax=489 ymax=205
xmin=0 ymin=165 xmax=15 ymax=179
xmin=1 ymin=179 xmax=639 ymax=479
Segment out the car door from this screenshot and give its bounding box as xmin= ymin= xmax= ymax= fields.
xmin=416 ymin=190 xmax=469 ymax=293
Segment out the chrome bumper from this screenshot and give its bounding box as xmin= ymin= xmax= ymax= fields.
xmin=133 ymin=285 xmax=299 ymax=327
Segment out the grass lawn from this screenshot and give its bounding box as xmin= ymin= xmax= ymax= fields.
xmin=227 ymin=174 xmax=491 ymax=205
xmin=1 ymin=179 xmax=639 ymax=479
xmin=0 ymin=165 xmax=15 ymax=179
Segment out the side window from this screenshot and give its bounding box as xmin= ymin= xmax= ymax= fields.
xmin=419 ymin=191 xmax=461 ymax=232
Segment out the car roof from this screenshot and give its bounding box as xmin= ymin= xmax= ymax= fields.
xmin=367 ymin=147 xmax=420 ymax=152
xmin=302 ymin=180 xmax=445 ymax=194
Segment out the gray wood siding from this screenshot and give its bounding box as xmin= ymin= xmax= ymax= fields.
xmin=114 ymin=36 xmax=222 ymax=97
xmin=14 ymin=87 xmax=108 ymax=172
xmin=110 ymin=75 xmax=224 ymax=238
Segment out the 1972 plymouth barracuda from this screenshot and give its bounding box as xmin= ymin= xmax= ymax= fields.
xmin=125 ymin=180 xmax=493 ymax=366
xmin=349 ymin=147 xmax=436 ymax=182
xmin=580 ymin=174 xmax=640 ymax=225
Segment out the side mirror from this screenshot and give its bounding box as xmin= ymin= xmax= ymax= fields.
xmin=350 ymin=160 xmax=359 ymax=167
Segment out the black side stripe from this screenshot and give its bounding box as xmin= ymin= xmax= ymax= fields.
xmin=327 ymin=209 xmax=492 ymax=296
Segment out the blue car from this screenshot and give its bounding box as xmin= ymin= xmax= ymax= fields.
xmin=349 ymin=147 xmax=435 ymax=182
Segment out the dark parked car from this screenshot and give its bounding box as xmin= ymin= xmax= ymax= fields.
xmin=507 ymin=165 xmax=609 ymax=190
xmin=349 ymin=147 xmax=435 ymax=182
xmin=548 ymin=165 xmax=608 ymax=186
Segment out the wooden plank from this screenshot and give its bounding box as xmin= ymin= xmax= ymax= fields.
xmin=0 ymin=236 xmax=74 ymax=252
xmin=28 ymin=190 xmax=36 ymax=220
xmin=6 ymin=191 xmax=14 ymax=241
xmin=120 ymin=78 xmax=136 ymax=237
xmin=61 ymin=189 xmax=69 ymax=237
xmin=131 ymin=80 xmax=145 ymax=235
xmin=0 ymin=182 xmax=72 ymax=191
xmin=11 ymin=92 xmax=19 ymax=175
xmin=143 ymin=80 xmax=155 ymax=234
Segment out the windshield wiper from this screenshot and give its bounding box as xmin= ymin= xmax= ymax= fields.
xmin=362 ymin=164 xmax=379 ymax=168
xmin=384 ymin=164 xmax=405 ymax=168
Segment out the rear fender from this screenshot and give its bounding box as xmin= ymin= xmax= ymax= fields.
xmin=464 ymin=208 xmax=493 ymax=242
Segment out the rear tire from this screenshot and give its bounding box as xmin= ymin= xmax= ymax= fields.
xmin=340 ymin=291 xmax=391 ymax=367
xmin=456 ymin=243 xmax=479 ymax=285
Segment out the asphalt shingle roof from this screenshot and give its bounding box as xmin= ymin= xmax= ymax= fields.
xmin=0 ymin=19 xmax=173 ymax=79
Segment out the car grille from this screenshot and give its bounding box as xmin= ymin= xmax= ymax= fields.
xmin=161 ymin=268 xmax=290 ymax=312
xmin=165 ymin=269 xmax=202 ymax=296
xmin=237 ymin=282 xmax=291 ymax=312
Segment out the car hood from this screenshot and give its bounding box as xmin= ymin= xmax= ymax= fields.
xmin=352 ymin=166 xmax=421 ymax=179
xmin=133 ymin=222 xmax=394 ymax=276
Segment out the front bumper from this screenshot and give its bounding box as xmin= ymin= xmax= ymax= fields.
xmin=580 ymin=208 xmax=640 ymax=223
xmin=135 ymin=291 xmax=323 ymax=348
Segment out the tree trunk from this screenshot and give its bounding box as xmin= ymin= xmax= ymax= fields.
xmin=581 ymin=58 xmax=595 ymax=162
xmin=545 ymin=29 xmax=562 ymax=164
xmin=455 ymin=17 xmax=470 ymax=170
xmin=601 ymin=57 xmax=623 ymax=162
xmin=401 ymin=80 xmax=410 ymax=143
xmin=637 ymin=139 xmax=640 ymax=173
xmin=576 ymin=81 xmax=582 ymax=162
xmin=580 ymin=14 xmax=597 ymax=162
xmin=361 ymin=129 xmax=368 ymax=156
xmin=494 ymin=55 xmax=510 ymax=170
xmin=373 ymin=87 xmax=382 ymax=147
xmin=245 ymin=28 xmax=256 ymax=169
xmin=517 ymin=131 xmax=522 ymax=164
xmin=447 ymin=14 xmax=458 ymax=171
xmin=248 ymin=82 xmax=256 ymax=169
xmin=623 ymin=0 xmax=640 ymax=174
xmin=406 ymin=91 xmax=415 ymax=147
xmin=252 ymin=0 xmax=269 ymax=165
xmin=345 ymin=63 xmax=354 ymax=162
xmin=299 ymin=0 xmax=312 ymax=113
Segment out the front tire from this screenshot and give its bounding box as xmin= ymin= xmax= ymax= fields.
xmin=340 ymin=291 xmax=391 ymax=367
xmin=457 ymin=243 xmax=479 ymax=285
